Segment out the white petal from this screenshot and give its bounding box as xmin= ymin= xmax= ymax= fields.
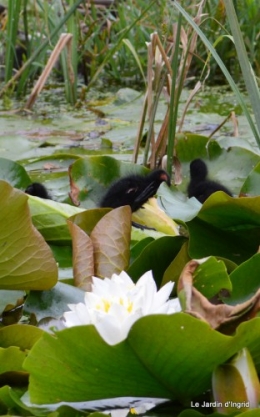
xmin=152 ymin=281 xmax=174 ymax=312
xmin=63 ymin=302 xmax=91 ymax=326
xmin=167 ymin=297 xmax=182 ymax=313
xmin=95 ymin=315 xmax=126 ymax=345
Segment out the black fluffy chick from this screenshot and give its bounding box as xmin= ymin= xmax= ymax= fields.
xmin=100 ymin=169 xmax=171 ymax=212
xmin=187 ymin=159 xmax=232 ymax=203
xmin=25 ymin=182 xmax=51 ymax=199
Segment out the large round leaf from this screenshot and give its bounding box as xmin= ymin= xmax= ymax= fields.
xmin=0 ymin=157 xmax=31 ymax=189
xmin=240 ymin=161 xmax=260 ymax=196
xmin=127 ymin=236 xmax=186 ymax=286
xmin=224 ymin=254 xmax=260 ymax=305
xmin=0 ymin=181 xmax=58 ymax=290
xmin=24 ymin=282 xmax=85 ymax=321
xmin=23 ymin=315 xmax=260 ymax=404
xmin=187 ymin=193 xmax=260 ymax=264
xmin=28 ymin=196 xmax=84 ymax=244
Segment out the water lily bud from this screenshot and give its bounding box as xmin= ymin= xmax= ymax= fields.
xmin=212 ymin=348 xmax=260 ymax=413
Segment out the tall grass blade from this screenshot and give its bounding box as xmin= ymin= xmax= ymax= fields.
xmin=122 ymin=39 xmax=146 ymax=85
xmin=223 ymin=0 xmax=260 ymax=142
xmin=171 ymin=1 xmax=260 ymax=148
xmin=5 ymin=0 xmax=22 ymax=82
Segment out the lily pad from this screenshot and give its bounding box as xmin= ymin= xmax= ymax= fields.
xmin=28 ymin=195 xmax=84 ymax=243
xmin=0 ymin=157 xmax=31 ymax=189
xmin=240 ymin=160 xmax=260 ymax=196
xmin=24 ymin=282 xmax=85 ymax=321
xmin=187 ymin=193 xmax=260 ymax=264
xmin=127 ymin=236 xmax=186 ymax=286
xmin=23 ymin=315 xmax=260 ymax=404
xmin=175 ymin=139 xmax=260 ymax=196
xmin=0 ymin=181 xmax=58 ymax=290
xmin=224 ymin=254 xmax=260 ymax=305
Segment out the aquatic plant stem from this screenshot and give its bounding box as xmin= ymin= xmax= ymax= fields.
xmin=167 ymin=13 xmax=182 ymax=178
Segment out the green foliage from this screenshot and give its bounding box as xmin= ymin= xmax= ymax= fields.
xmin=23 ymin=315 xmax=260 ymax=404
xmin=0 ymin=180 xmax=58 ymax=290
xmin=0 ymin=147 xmax=260 ymax=414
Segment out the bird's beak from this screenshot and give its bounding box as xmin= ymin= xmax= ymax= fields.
xmin=161 ymin=173 xmax=171 ymax=187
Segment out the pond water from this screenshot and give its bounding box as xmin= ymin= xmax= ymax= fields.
xmin=0 ymin=84 xmax=256 ymax=165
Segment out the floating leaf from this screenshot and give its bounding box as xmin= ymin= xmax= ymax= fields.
xmin=28 ymin=195 xmax=84 ymax=244
xmin=158 ymin=187 xmax=201 ymax=222
xmin=0 ymin=324 xmax=43 ymax=350
xmin=0 ymin=157 xmax=31 ymax=189
xmin=0 ymin=181 xmax=58 ymax=290
xmin=162 ymin=242 xmax=191 ymax=291
xmin=127 ymin=236 xmax=186 ymax=286
xmin=240 ymin=161 xmax=260 ymax=196
xmin=187 ymin=193 xmax=260 ymax=264
xmin=24 ymin=282 xmax=85 ymax=321
xmin=225 ymin=254 xmax=260 ymax=305
xmin=24 ymin=314 xmax=260 ymax=404
xmin=193 ymin=257 xmax=232 ymax=299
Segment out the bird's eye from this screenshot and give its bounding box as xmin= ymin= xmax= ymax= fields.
xmin=126 ymin=187 xmax=136 ymax=194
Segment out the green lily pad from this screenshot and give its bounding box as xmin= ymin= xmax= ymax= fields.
xmin=23 ymin=315 xmax=260 ymax=404
xmin=0 ymin=157 xmax=31 ymax=189
xmin=240 ymin=161 xmax=260 ymax=196
xmin=224 ymin=254 xmax=260 ymax=305
xmin=24 ymin=282 xmax=85 ymax=321
xmin=0 ymin=324 xmax=43 ymax=350
xmin=161 ymin=242 xmax=191 ymax=292
xmin=192 ymin=257 xmax=232 ymax=299
xmin=187 ymin=193 xmax=260 ymax=264
xmin=127 ymin=236 xmax=186 ymax=287
xmin=175 ymin=133 xmax=222 ymax=162
xmin=158 ymin=187 xmax=202 ymax=222
xmin=28 ymin=196 xmax=84 ymax=244
xmin=0 ymin=346 xmax=26 ymax=374
xmin=0 ymin=181 xmax=58 ymax=290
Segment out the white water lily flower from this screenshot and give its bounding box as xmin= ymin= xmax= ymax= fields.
xmin=63 ymin=270 xmax=181 ymax=345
